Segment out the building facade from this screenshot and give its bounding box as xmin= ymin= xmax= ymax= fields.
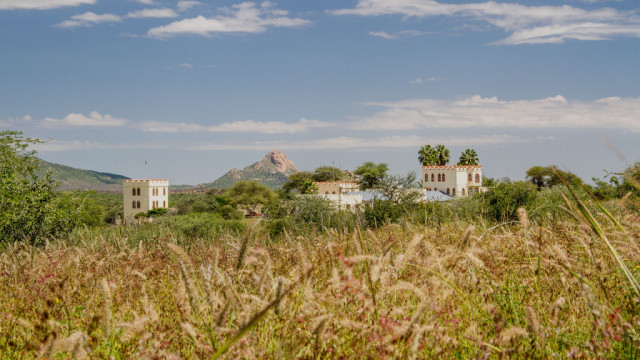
xmin=314 ymin=181 xmax=360 ymax=195
xmin=123 ymin=179 xmax=169 ymax=223
xmin=421 ymin=165 xmax=483 ymax=197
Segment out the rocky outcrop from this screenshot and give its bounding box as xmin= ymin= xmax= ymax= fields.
xmin=198 ymin=150 xmax=299 ymax=189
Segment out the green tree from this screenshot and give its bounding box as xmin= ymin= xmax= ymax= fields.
xmin=312 ymin=166 xmax=345 ymax=182
xmin=354 ymin=162 xmax=389 ymax=190
xmin=282 ymin=171 xmax=314 ymax=193
xmin=434 ymin=144 xmax=450 ymax=166
xmin=525 ymin=166 xmax=583 ymax=190
xmin=0 ymin=131 xmax=77 ymax=244
xmin=225 ymin=181 xmax=275 ymax=216
xmin=457 ymin=149 xmax=479 ymax=165
xmin=418 ymin=145 xmax=437 ymax=166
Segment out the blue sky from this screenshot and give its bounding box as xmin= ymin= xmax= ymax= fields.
xmin=1 ymin=0 xmax=639 ymax=185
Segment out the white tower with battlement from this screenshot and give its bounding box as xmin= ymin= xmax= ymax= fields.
xmin=123 ymin=179 xmax=169 ymax=223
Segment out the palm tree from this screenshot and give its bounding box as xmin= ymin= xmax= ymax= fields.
xmin=434 ymin=144 xmax=450 ymax=166
xmin=457 ymin=149 xmax=479 ymax=166
xmin=418 ymin=145 xmax=437 ymax=166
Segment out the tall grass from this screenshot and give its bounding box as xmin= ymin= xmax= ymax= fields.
xmin=0 ymin=195 xmax=639 ymax=358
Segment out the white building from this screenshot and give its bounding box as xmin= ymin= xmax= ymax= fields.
xmin=421 ymin=165 xmax=484 ymax=197
xmin=313 ymin=181 xmax=362 ymax=210
xmin=123 ymin=179 xmax=169 ymax=223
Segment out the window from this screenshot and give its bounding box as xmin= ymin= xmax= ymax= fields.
xmin=475 ymin=174 xmax=480 ymax=183
xmin=452 ymin=188 xmax=456 ymax=196
xmin=446 ymin=188 xmax=450 ymax=195
xmin=132 ymin=201 xmax=136 ymax=209
xmin=163 ymin=201 xmax=166 ymax=207
xmin=437 ymin=174 xmax=441 ymax=181
xmin=163 ymin=188 xmax=166 ymax=196
xmin=132 ymin=188 xmax=136 ymax=196
xmin=431 ymin=174 xmax=435 ymax=182
xmin=442 ymin=173 xmax=445 ymax=181
xmin=137 ymin=188 xmax=140 ymax=196
xmin=136 ymin=201 xmax=140 ymax=208
xmin=425 ymin=174 xmax=428 ymax=182
xmin=468 ymin=174 xmax=472 ymax=182
xmin=461 ymin=188 xmax=466 ymax=196
xmin=325 ymin=191 xmax=329 ymax=194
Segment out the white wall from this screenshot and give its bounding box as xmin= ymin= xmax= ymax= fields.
xmin=123 ymin=179 xmax=169 ymax=223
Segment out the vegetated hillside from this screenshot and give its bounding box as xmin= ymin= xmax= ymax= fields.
xmin=38 ymin=159 xmax=129 ymax=192
xmin=199 ymin=150 xmax=299 ymax=189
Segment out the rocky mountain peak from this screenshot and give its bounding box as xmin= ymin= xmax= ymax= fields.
xmin=263 ymin=150 xmax=298 ymax=174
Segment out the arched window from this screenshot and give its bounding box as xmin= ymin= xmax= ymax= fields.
xmin=442 ymin=173 xmax=446 ymax=181
xmin=132 ymin=201 xmax=136 ymax=209
xmin=475 ymin=174 xmax=480 ymax=183
xmin=132 ymin=188 xmax=136 ymax=196
xmin=163 ymin=188 xmax=166 ymax=196
xmin=437 ymin=174 xmax=441 ymax=181
xmin=425 ymin=174 xmax=428 ymax=182
xmin=452 ymin=188 xmax=456 ymax=196
xmin=462 ymin=188 xmax=466 ymax=196
xmin=163 ymin=201 xmax=166 ymax=207
xmin=137 ymin=188 xmax=140 ymax=196
xmin=431 ymin=174 xmax=435 ymax=182
xmin=468 ymin=174 xmax=472 ymax=182
xmin=332 ymin=191 xmax=336 ymax=194
xmin=446 ymin=188 xmax=450 ymax=195
xmin=137 ymin=201 xmax=141 ymax=208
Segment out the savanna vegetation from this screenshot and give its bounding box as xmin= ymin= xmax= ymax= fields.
xmin=1 ymin=131 xmax=640 ymax=359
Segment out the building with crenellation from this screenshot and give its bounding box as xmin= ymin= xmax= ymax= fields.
xmin=421 ymin=165 xmax=484 ymax=197
xmin=123 ymin=179 xmax=169 ymax=223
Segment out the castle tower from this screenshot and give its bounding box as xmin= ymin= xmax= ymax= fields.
xmin=123 ymin=179 xmax=169 ymax=223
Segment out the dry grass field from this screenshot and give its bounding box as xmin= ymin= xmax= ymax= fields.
xmin=1 ymin=197 xmax=639 ymax=359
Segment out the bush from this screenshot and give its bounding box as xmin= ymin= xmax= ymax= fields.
xmin=479 ymin=181 xmax=538 ymax=223
xmin=0 ymin=131 xmax=78 ymax=244
xmin=157 ymin=213 xmax=247 ymax=239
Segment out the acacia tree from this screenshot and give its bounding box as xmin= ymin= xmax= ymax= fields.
xmin=434 ymin=144 xmax=450 ymax=166
xmin=225 ymin=181 xmax=275 ymax=216
xmin=354 ymin=162 xmax=389 ymax=190
xmin=418 ymin=145 xmax=437 ymax=166
xmin=0 ymin=131 xmax=77 ymax=244
xmin=457 ymin=149 xmax=479 ymax=165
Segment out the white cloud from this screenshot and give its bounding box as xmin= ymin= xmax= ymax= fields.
xmin=136 ymin=0 xmax=155 ymax=4
xmin=348 ymin=95 xmax=640 ymax=131
xmin=127 ymin=8 xmax=178 ymax=19
xmin=178 ymin=62 xmax=193 ymax=68
xmin=177 ymin=1 xmax=201 ymax=12
xmin=31 ymin=140 xmax=163 ymax=151
xmin=409 ymin=78 xmax=423 ymax=84
xmin=332 ymin=0 xmax=640 ymax=45
xmin=138 ymin=117 xmax=330 ymax=134
xmin=0 ymin=0 xmax=95 ymax=10
xmin=147 ymin=1 xmax=311 ymax=38
xmin=189 ymin=134 xmax=527 ymax=151
xmin=56 ymin=12 xmax=122 ymax=28
xmin=43 ymin=111 xmax=129 ymax=127
xmin=370 ymin=30 xmax=431 ymax=39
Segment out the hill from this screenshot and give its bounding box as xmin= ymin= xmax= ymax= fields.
xmin=38 ymin=160 xmax=129 ymax=192
xmin=198 ymin=150 xmax=299 ymax=189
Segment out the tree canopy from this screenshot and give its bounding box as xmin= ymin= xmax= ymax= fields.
xmin=457 ymin=149 xmax=479 ymax=165
xmin=525 ymin=166 xmax=583 ymax=190
xmin=225 ymin=181 xmax=275 ymax=216
xmin=0 ymin=131 xmax=78 ymax=244
xmin=354 ymin=162 xmax=389 ymax=190
xmin=418 ymin=144 xmax=450 ymax=166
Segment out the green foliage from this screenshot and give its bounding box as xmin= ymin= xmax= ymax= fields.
xmin=282 ymin=171 xmax=319 ymax=194
xmin=312 ymin=166 xmax=346 ymax=182
xmin=418 ymin=144 xmax=450 ymax=166
xmin=457 ymin=148 xmax=479 ymax=165
xmin=525 ymin=165 xmax=583 ymax=190
xmin=226 ymin=181 xmax=274 ymax=216
xmin=354 ymin=162 xmax=389 ymax=190
xmin=0 ymin=131 xmax=77 ymax=244
xmin=157 ymin=213 xmax=247 ymax=238
xmin=418 ymin=145 xmax=437 ymax=166
xmin=479 ymin=181 xmax=538 ymax=222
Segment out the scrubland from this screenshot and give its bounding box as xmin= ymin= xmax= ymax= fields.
xmin=1 ymin=198 xmax=639 ymax=359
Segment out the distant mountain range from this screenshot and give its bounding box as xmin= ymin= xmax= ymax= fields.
xmin=39 ymin=150 xmax=299 ymax=192
xmin=38 ymin=160 xmax=129 ymax=192
xmin=197 ymin=150 xmax=299 ymax=190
